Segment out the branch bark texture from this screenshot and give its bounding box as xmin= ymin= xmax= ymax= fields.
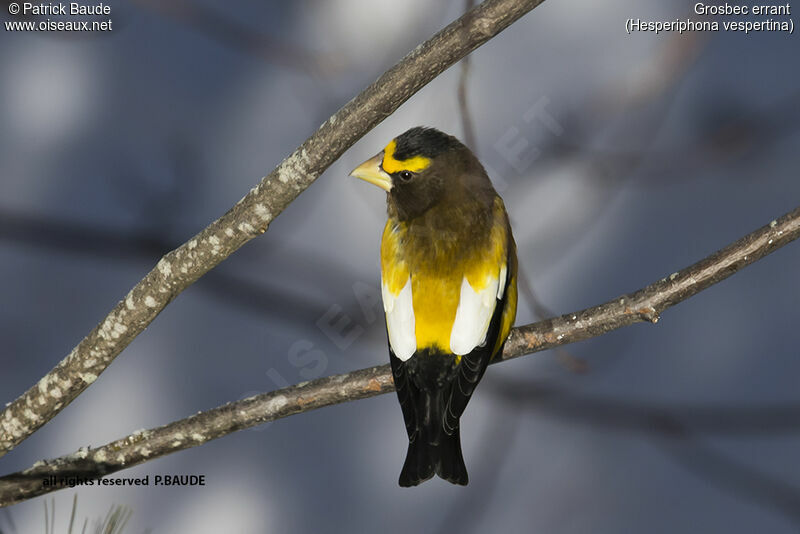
xmin=1 ymin=205 xmax=798 ymax=506
xmin=0 ymin=0 xmax=546 ymax=457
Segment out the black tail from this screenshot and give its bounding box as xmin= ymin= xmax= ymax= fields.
xmin=398 ymin=392 xmax=468 ymax=487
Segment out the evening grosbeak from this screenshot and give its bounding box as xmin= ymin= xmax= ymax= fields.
xmin=350 ymin=126 xmax=517 ymax=486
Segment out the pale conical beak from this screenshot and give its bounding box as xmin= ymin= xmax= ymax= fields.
xmin=349 ymin=153 xmax=392 ymax=191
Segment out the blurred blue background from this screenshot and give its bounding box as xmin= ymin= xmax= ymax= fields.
xmin=1 ymin=0 xmax=799 ymax=532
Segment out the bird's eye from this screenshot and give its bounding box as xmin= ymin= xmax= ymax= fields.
xmin=398 ymin=170 xmax=414 ymax=182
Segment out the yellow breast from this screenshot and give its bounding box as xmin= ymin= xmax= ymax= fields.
xmin=380 ymin=197 xmax=512 ymax=355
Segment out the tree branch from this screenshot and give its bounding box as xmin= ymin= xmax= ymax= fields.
xmin=501 ymin=205 xmax=800 ymax=363
xmin=1 ymin=206 xmax=798 ymax=507
xmin=0 ymin=0 xmax=546 ymax=458
xmin=457 ymin=0 xmax=479 ymax=150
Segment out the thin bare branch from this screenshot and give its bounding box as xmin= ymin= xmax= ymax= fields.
xmin=517 ymin=267 xmax=588 ymax=373
xmin=0 ymin=0 xmax=546 ymax=458
xmin=458 ymin=0 xmax=478 ymax=150
xmin=502 ymin=206 xmax=800 ymax=360
xmin=1 ymin=205 xmax=797 ymax=506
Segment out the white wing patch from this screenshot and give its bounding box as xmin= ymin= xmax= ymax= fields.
xmin=382 ymin=276 xmax=416 ymax=361
xmin=497 ymin=263 xmax=508 ymax=300
xmin=449 ymin=274 xmax=501 ymax=356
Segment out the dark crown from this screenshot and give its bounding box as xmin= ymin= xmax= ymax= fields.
xmin=393 ymin=127 xmax=465 ymax=161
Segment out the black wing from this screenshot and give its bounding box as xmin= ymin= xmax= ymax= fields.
xmin=389 ymin=348 xmax=421 ymax=443
xmin=442 ymin=252 xmax=513 ymax=436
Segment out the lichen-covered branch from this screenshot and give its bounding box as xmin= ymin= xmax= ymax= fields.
xmin=501 ymin=206 xmax=800 ymax=363
xmin=1 ymin=206 xmax=797 ymax=507
xmin=0 ymin=0 xmax=546 ymax=458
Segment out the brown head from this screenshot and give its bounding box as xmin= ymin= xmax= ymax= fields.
xmin=350 ymin=127 xmax=494 ymax=221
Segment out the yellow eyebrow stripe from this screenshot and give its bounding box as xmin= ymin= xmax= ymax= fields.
xmin=382 ymin=140 xmax=432 ymax=174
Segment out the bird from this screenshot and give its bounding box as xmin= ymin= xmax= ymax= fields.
xmin=350 ymin=126 xmax=517 ymax=486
